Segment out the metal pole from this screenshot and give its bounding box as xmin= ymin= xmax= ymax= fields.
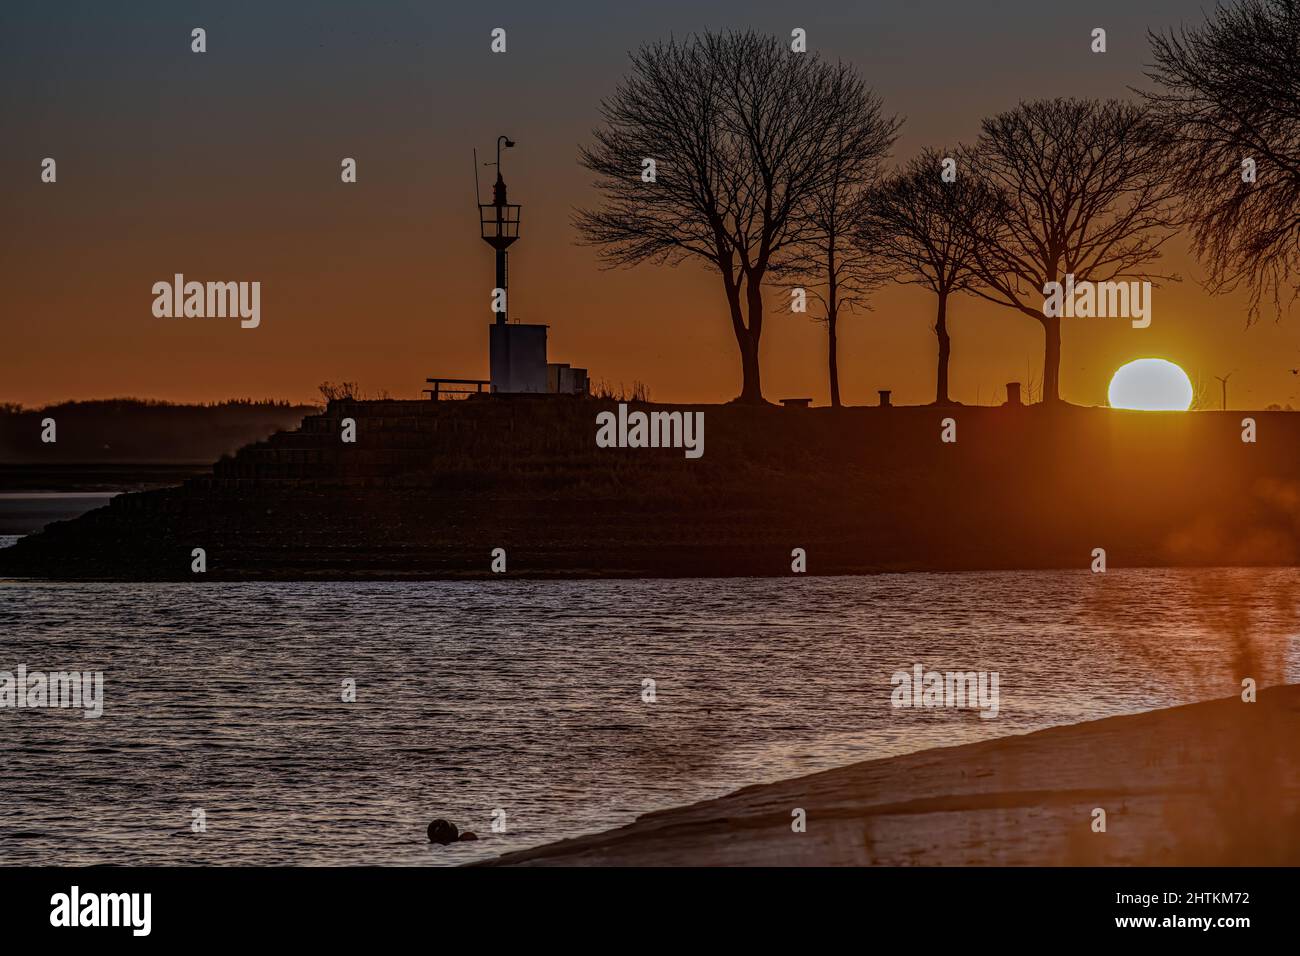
xmin=495 ymin=247 xmax=507 ymax=325
xmin=494 ymin=167 xmax=508 ymax=326
xmin=1216 ymin=372 xmax=1233 ymax=410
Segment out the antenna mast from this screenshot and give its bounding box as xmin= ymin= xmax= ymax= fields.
xmin=472 ymin=148 xmax=482 ymax=207
xmin=477 ymin=136 xmax=519 ymax=326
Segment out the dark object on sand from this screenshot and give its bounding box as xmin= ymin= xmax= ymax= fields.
xmin=427 ymin=819 xmax=459 ymax=845
xmin=459 ymin=831 xmax=479 ymax=841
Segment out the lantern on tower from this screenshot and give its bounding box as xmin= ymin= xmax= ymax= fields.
xmin=478 ymin=135 xmax=521 ymax=325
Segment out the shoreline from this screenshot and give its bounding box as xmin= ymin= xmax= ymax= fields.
xmin=484 ymin=685 xmax=1300 ymax=866
xmin=0 ymin=462 xmax=212 ymax=494
xmin=0 ymin=465 xmax=213 ymax=535
xmin=2 ymin=565 xmax=1299 ymax=584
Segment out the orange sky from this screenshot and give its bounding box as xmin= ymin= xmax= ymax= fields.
xmin=3 ymin=1 xmax=1299 ymax=410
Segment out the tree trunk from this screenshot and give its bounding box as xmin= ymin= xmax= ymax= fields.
xmin=735 ymin=328 xmax=763 ymax=403
xmin=827 ymin=311 xmax=841 ymax=408
xmin=827 ymin=265 xmax=841 ymax=407
xmin=935 ymin=289 xmax=950 ymax=405
xmin=1041 ymin=312 xmax=1061 ymax=404
xmin=731 ymin=274 xmax=766 ymax=404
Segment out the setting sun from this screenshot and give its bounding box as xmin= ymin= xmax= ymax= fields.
xmin=1108 ymin=358 xmax=1194 ymax=411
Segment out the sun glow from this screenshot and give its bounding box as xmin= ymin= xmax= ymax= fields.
xmin=1107 ymin=358 xmax=1194 ymax=411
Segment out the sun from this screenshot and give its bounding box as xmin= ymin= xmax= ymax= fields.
xmin=1108 ymin=358 xmax=1194 ymax=411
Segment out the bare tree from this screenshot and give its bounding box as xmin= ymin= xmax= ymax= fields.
xmin=576 ymin=30 xmax=897 ymax=404
xmin=779 ymin=102 xmax=899 ymax=407
xmin=965 ymin=99 xmax=1180 ymax=404
xmin=318 ymin=381 xmax=358 ymax=402
xmin=1144 ymin=0 xmax=1300 ymax=322
xmin=860 ymin=148 xmax=1001 ymax=405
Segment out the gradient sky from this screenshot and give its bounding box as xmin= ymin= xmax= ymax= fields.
xmin=3 ymin=0 xmax=1299 ymax=409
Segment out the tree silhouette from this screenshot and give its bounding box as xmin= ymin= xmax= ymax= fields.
xmin=965 ymin=99 xmax=1180 ymax=404
xmin=779 ymin=99 xmax=899 ymax=407
xmin=860 ymin=148 xmax=1001 ymax=405
xmin=576 ymin=30 xmax=897 ymax=404
xmin=1144 ymin=0 xmax=1300 ymax=322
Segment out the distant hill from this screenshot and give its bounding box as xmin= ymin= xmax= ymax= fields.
xmin=0 ymin=399 xmax=318 ymax=464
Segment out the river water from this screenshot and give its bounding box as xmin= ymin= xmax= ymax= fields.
xmin=0 ymin=568 xmax=1296 ymax=865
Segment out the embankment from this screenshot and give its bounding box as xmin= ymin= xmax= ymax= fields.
xmin=1 ymin=399 xmax=1297 ymax=579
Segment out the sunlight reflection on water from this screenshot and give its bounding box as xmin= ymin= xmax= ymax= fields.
xmin=0 ymin=569 xmax=1296 ymax=865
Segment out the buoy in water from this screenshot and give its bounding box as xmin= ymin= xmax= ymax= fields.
xmin=427 ymin=819 xmax=459 ymax=845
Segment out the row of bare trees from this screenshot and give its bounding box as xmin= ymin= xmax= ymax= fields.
xmin=575 ymin=32 xmax=892 ymax=404
xmin=578 ymin=2 xmax=1300 ymax=406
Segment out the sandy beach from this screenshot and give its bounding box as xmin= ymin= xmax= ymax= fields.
xmin=487 ymin=684 xmax=1300 ymax=866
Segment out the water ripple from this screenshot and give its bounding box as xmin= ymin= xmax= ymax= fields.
xmin=0 ymin=570 xmax=1296 ymax=865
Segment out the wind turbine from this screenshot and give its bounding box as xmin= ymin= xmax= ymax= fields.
xmin=1214 ymin=371 xmax=1235 ymax=411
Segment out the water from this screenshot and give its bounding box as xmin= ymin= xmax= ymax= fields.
xmin=0 ymin=571 xmax=1296 ymax=865
xmin=0 ymin=493 xmax=117 ymax=536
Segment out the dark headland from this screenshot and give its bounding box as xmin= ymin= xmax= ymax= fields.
xmin=1 ymin=398 xmax=1297 ymax=580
